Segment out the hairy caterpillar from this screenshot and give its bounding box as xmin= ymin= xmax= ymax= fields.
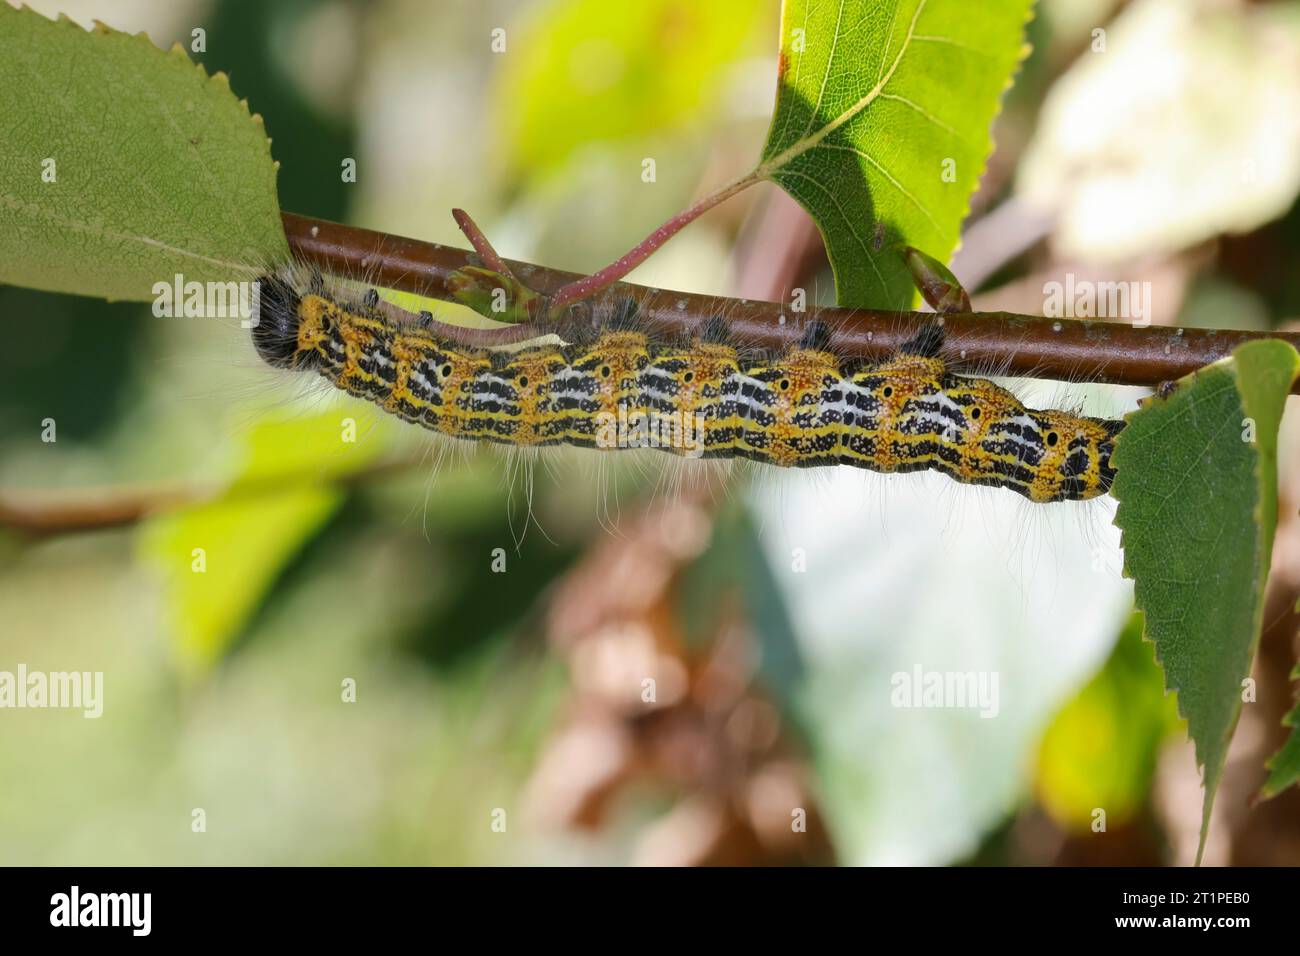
xmin=249 ymin=270 xmax=1123 ymax=503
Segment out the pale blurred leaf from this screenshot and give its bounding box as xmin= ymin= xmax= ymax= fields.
xmin=749 ymin=461 xmax=1133 ymax=864
xmin=1019 ymin=0 xmax=1300 ymax=261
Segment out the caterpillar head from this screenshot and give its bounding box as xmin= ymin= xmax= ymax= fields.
xmin=1029 ymin=411 xmax=1123 ymax=502
xmin=250 ymin=274 xmax=311 ymax=369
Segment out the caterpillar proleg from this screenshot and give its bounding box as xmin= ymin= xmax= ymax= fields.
xmin=250 ymin=269 xmax=1123 ymax=504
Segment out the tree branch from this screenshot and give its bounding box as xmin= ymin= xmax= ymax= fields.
xmin=282 ymin=212 xmax=1300 ymax=392
xmin=0 ymin=457 xmax=419 ymax=538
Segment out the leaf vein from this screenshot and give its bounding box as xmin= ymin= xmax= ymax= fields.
xmin=817 ymin=142 xmax=942 ymax=233
xmin=762 ymin=0 xmax=928 ymax=173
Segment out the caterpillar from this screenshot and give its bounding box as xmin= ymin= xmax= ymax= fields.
xmin=249 ymin=271 xmax=1123 ymax=503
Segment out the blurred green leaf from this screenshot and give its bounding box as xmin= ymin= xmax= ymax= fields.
xmin=758 ymin=0 xmax=1034 ymax=308
xmin=0 ymin=6 xmax=286 ymax=301
xmin=0 ymin=287 xmax=145 ymax=444
xmin=1035 ymin=613 xmax=1182 ymax=831
xmin=400 ymin=519 xmax=581 ymax=671
xmin=1111 ymin=338 xmax=1300 ymax=862
xmin=495 ymin=0 xmax=767 ymax=179
xmin=679 ymin=502 xmax=804 ymax=711
xmin=197 ymin=0 xmax=357 ymax=223
xmin=1260 ymin=662 xmax=1300 ymax=801
xmin=140 ymin=411 xmax=386 ymax=675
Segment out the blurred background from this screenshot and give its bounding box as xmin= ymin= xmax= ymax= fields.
xmin=2 ymin=0 xmax=1300 ymax=865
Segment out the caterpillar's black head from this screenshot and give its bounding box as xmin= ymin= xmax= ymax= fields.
xmin=250 ymin=274 xmax=305 ymax=369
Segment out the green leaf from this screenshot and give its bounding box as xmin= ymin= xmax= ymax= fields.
xmin=1260 ymin=662 xmax=1300 ymax=801
xmin=1111 ymin=339 xmax=1300 ymax=863
xmin=1034 ymin=613 xmax=1182 ymax=832
xmin=758 ymin=0 xmax=1034 ymax=308
xmin=139 ymin=411 xmax=386 ymax=677
xmin=0 ymin=6 xmax=286 ymax=301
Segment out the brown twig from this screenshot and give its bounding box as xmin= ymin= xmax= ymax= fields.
xmin=451 ymin=207 xmax=513 ymax=277
xmin=282 ymin=212 xmax=1300 ymax=392
xmin=0 ymin=457 xmax=419 ymax=538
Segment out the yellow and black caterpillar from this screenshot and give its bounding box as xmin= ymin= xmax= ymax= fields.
xmin=251 ymin=274 xmax=1122 ymax=503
